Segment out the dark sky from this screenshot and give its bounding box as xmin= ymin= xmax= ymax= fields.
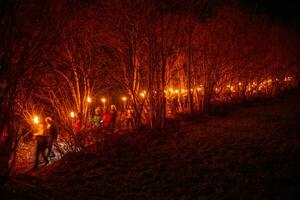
xmin=243 ymin=0 xmax=300 ymax=27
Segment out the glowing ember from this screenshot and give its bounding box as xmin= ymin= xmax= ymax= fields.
xmin=70 ymin=111 xmax=75 ymax=118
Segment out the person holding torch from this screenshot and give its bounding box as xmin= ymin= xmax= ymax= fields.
xmin=33 ymin=116 xmax=58 ymax=168
xmin=33 ymin=115 xmax=48 ymax=168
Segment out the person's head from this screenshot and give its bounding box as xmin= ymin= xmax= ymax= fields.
xmin=45 ymin=116 xmax=53 ymax=125
xmin=95 ymin=107 xmax=101 ymax=115
xmin=110 ymin=105 xmax=116 ymax=111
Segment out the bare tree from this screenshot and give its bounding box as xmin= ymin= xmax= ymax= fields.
xmin=0 ymin=0 xmax=72 ymax=182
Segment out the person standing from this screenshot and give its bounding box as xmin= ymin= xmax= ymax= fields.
xmin=33 ymin=116 xmax=57 ymax=168
xmin=33 ymin=120 xmax=47 ymax=168
xmin=102 ymin=109 xmax=112 ymax=128
xmin=110 ymin=105 xmax=118 ymax=134
xmin=73 ymin=113 xmax=82 ymax=134
xmin=92 ymin=107 xmax=103 ymax=128
xmin=126 ymin=106 xmax=134 ymax=130
xmin=44 ymin=117 xmax=58 ymax=159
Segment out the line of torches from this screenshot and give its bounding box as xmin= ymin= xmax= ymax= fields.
xmin=32 ymin=96 xmax=128 ymax=123
xmin=32 ymin=76 xmax=294 ymax=123
xmin=165 ymin=76 xmax=294 ymax=95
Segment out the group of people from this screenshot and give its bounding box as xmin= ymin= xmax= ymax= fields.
xmin=71 ymin=104 xmax=123 ymax=135
xmin=90 ymin=104 xmax=135 ymax=132
xmin=90 ymin=105 xmax=118 ymax=133
xmin=32 ymin=105 xmax=135 ymax=168
xmin=33 ymin=116 xmax=58 ymax=169
xmin=170 ymin=95 xmax=189 ymax=113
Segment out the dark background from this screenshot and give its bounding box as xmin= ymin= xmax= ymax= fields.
xmin=243 ymin=0 xmax=300 ymax=27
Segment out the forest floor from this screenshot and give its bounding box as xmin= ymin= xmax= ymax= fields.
xmin=1 ymin=89 xmax=300 ymax=200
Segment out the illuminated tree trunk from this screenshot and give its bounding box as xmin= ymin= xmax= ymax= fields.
xmin=187 ymin=17 xmax=194 ymax=113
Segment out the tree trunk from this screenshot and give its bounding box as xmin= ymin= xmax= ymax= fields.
xmin=187 ymin=16 xmax=194 ymax=113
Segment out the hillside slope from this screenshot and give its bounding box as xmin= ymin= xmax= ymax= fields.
xmin=2 ymin=90 xmax=300 ymax=200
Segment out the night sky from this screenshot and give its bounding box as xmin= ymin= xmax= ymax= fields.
xmin=243 ymin=0 xmax=300 ymax=27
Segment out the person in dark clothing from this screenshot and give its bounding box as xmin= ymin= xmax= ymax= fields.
xmin=33 ymin=116 xmax=58 ymax=168
xmin=34 ymin=135 xmax=49 ymax=167
xmin=126 ymin=106 xmax=134 ymax=130
xmin=44 ymin=117 xmax=58 ymax=158
xmin=110 ymin=105 xmax=118 ymax=134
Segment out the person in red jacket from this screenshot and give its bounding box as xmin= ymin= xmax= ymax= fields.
xmin=102 ymin=110 xmax=112 ymax=127
xmin=72 ymin=113 xmax=82 ymax=134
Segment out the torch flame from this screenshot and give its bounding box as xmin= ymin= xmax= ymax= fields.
xmin=87 ymin=96 xmax=92 ymax=103
xmin=33 ymin=116 xmax=39 ymax=124
xmin=140 ymin=93 xmax=145 ymax=98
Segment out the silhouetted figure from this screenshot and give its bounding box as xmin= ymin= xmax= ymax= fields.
xmin=126 ymin=106 xmax=134 ymax=130
xmin=110 ymin=105 xmax=118 ymax=134
xmin=172 ymin=96 xmax=179 ymax=114
xmin=34 ymin=134 xmax=49 ymax=168
xmin=33 ymin=117 xmax=58 ymax=168
xmin=44 ymin=117 xmax=58 ymax=158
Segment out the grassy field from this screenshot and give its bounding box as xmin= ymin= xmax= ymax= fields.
xmin=2 ymin=89 xmax=300 ymax=200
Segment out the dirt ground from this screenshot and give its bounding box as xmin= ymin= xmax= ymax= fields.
xmin=1 ymin=89 xmax=300 ymax=200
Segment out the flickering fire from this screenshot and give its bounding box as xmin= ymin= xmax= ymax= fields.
xmin=33 ymin=116 xmax=39 ymax=124
xmin=87 ymin=96 xmax=92 ymax=103
xmin=140 ymin=93 xmax=145 ymax=98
